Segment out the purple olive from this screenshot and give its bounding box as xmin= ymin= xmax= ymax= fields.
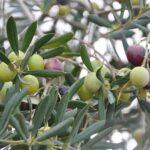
xmin=59 ymin=85 xmax=69 ymax=96
xmin=126 ymin=45 xmax=145 ymax=66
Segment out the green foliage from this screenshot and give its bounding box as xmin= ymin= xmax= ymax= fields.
xmin=0 ymin=1 xmax=150 ymax=150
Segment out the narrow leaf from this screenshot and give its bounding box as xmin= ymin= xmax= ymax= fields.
xmin=94 ymin=142 xmax=124 ymax=149
xmin=88 ymin=14 xmax=111 ymax=28
xmin=10 ymin=116 xmax=27 ymax=141
xmin=81 ymin=127 xmax=113 ymax=150
xmin=68 ymin=77 xmax=84 ymax=99
xmin=6 ymin=16 xmax=18 ymax=54
xmin=80 ymin=45 xmax=93 ymax=71
xmin=32 ymin=87 xmax=58 ymax=136
xmin=68 ymin=100 xmax=95 ymax=112
xmin=108 ymin=91 xmax=116 ymax=104
xmin=0 ymin=89 xmax=27 ymax=135
xmin=98 ymin=88 xmax=106 ymax=120
xmin=71 ymin=120 xmax=105 ymax=144
xmin=15 ymin=113 xmax=29 ymax=138
xmin=36 ymin=117 xmax=74 ymax=141
xmin=20 ymin=46 xmax=35 ymax=70
xmin=41 ymin=32 xmax=73 ymax=49
xmin=26 ymin=70 xmax=66 ymax=77
xmin=21 ymin=21 xmax=37 ymax=52
xmin=63 ymin=108 xmax=78 ymax=121
xmin=109 ymin=30 xmax=134 ymax=39
xmin=34 ymin=33 xmax=54 ymax=50
xmin=0 ymin=51 xmax=11 ymax=64
xmin=40 ymin=46 xmax=66 ymax=59
xmin=55 ymin=93 xmax=69 ymax=124
xmin=69 ymin=105 xmax=89 ymax=143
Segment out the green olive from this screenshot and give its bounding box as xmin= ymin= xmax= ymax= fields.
xmin=8 ymin=51 xmax=25 ymax=66
xmin=28 ymin=54 xmax=44 ymax=71
xmin=84 ymin=72 xmax=101 ymax=93
xmin=20 ymin=75 xmax=39 ymax=94
xmin=0 ymin=62 xmax=16 ymax=82
xmin=78 ymin=85 xmax=93 ymax=101
xmin=130 ymin=67 xmax=149 ymax=88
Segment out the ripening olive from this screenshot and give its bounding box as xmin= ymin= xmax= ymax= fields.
xmin=45 ymin=58 xmax=64 ymax=71
xmin=126 ymin=45 xmax=145 ymax=66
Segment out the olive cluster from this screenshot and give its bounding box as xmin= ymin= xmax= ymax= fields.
xmin=0 ymin=51 xmax=63 ymax=101
xmin=77 ymin=44 xmax=149 ymax=103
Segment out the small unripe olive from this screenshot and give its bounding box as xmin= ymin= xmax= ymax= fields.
xmin=20 ymin=75 xmax=39 ymax=94
xmin=28 ymin=54 xmax=44 ymax=71
xmin=78 ymin=85 xmax=93 ymax=101
xmin=8 ymin=51 xmax=25 ymax=66
xmin=84 ymin=72 xmax=101 ymax=93
xmin=130 ymin=67 xmax=149 ymax=88
xmin=0 ymin=62 xmax=16 ymax=82
xmin=58 ymin=5 xmax=70 ymax=16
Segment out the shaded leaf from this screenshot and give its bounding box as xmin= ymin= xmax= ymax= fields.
xmin=0 ymin=51 xmax=11 ymax=64
xmin=0 ymin=89 xmax=27 ymax=135
xmin=71 ymin=120 xmax=105 ymax=144
xmin=10 ymin=116 xmax=27 ymax=141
